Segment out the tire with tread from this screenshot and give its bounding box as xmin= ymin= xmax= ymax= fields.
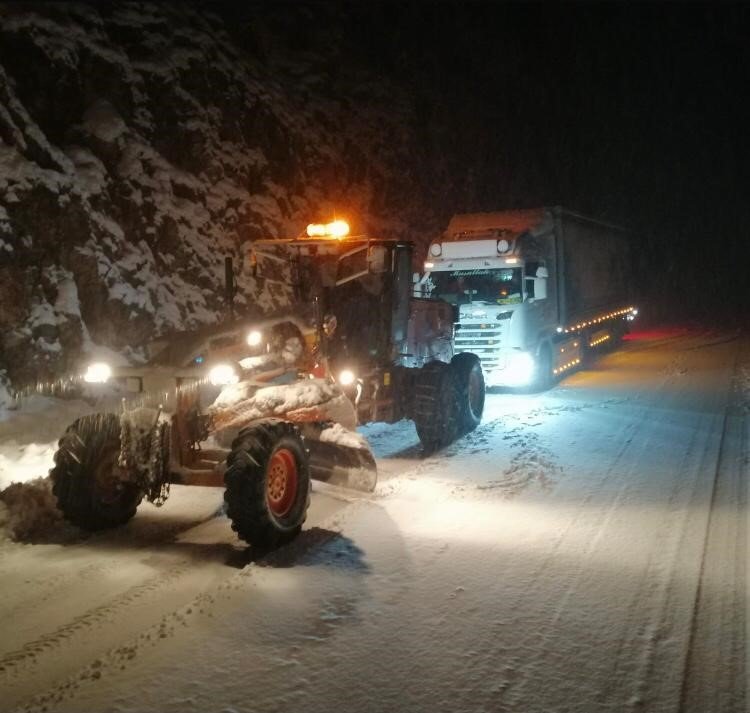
xmin=224 ymin=420 xmax=311 ymax=549
xmin=413 ymin=362 xmax=460 ymax=454
xmin=450 ymin=353 xmax=485 ymax=434
xmin=51 ymin=413 xmax=143 ymax=530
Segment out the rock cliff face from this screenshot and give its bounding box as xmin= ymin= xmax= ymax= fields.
xmin=0 ymin=2 xmax=451 ymax=384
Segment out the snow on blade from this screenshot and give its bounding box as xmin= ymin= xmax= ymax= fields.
xmin=319 ymin=422 xmax=370 ymax=451
xmin=209 ymin=379 xmax=357 ymax=431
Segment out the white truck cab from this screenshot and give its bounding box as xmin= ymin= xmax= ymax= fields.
xmin=421 ymin=208 xmax=635 ymax=388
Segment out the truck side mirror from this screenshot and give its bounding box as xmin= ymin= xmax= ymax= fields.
xmin=525 ymin=265 xmax=548 ymax=301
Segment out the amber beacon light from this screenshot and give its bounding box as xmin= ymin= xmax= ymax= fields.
xmin=306 ymin=220 xmax=350 ymax=239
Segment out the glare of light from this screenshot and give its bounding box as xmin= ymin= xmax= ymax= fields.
xmin=429 ymin=243 xmax=442 ymax=256
xmin=83 ymin=362 xmax=112 ymax=384
xmin=306 ymin=223 xmax=326 ymax=237
xmin=306 ymin=220 xmax=350 ymax=239
xmin=632 ymin=308 xmax=639 ymax=316
xmin=338 ymin=369 xmax=356 ymax=386
xmin=328 ymin=220 xmax=350 ymax=237
xmin=424 ymin=261 xmax=434 ymax=269
xmin=556 ymin=326 xmax=563 ymax=333
xmin=208 ymin=364 xmax=239 ymax=386
xmin=505 ymin=257 xmax=519 ymax=264
xmin=246 ymin=330 xmax=262 ymax=347
xmin=505 ymin=351 xmax=535 ymax=387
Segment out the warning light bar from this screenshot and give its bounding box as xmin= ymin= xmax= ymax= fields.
xmin=306 ymin=220 xmax=350 ymax=239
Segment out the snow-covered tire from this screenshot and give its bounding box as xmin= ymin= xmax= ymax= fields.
xmin=413 ymin=361 xmax=460 ymax=454
xmin=451 ymin=353 xmax=485 ymax=434
xmin=224 ymin=421 xmax=311 ymax=549
xmin=51 ymin=414 xmax=143 ymax=531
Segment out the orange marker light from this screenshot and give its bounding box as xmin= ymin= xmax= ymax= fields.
xmin=306 ymin=220 xmax=350 ymax=239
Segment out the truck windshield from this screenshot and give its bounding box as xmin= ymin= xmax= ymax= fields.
xmin=427 ymin=268 xmax=523 ymax=305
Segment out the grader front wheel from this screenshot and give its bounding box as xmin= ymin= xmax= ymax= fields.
xmin=413 ymin=362 xmax=461 ymax=454
xmin=224 ymin=421 xmax=311 ymax=549
xmin=451 ymin=353 xmax=485 ymax=434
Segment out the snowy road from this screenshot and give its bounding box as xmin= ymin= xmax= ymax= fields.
xmin=0 ymin=329 xmax=747 ymax=712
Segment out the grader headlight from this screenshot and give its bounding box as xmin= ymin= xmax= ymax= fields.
xmin=246 ymin=330 xmax=263 ymax=347
xmin=208 ymin=364 xmax=239 ymax=386
xmin=83 ymin=362 xmax=112 ymax=384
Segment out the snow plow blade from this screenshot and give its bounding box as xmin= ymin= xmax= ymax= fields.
xmin=306 ymin=439 xmax=378 ymax=492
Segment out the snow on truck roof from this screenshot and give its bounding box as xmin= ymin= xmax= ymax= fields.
xmin=444 ymin=207 xmax=627 ymax=238
xmin=444 ymin=209 xmax=546 ymax=238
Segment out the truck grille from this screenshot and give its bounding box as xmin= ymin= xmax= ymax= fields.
xmin=454 ymin=321 xmax=506 ymax=369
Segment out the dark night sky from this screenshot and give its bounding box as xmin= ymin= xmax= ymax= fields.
xmin=225 ymin=1 xmax=750 ymax=317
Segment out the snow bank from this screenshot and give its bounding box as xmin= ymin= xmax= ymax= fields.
xmin=0 ymin=477 xmax=65 ymax=541
xmin=0 ymin=393 xmax=96 ymax=490
xmin=0 ymin=441 xmax=58 ymax=491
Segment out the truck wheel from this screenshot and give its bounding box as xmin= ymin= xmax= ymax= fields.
xmin=532 ymin=344 xmax=554 ymax=391
xmin=51 ymin=414 xmax=143 ymax=531
xmin=413 ymin=362 xmax=460 ymax=454
xmin=224 ymin=421 xmax=311 ymax=549
xmin=450 ymin=353 xmax=485 ymax=434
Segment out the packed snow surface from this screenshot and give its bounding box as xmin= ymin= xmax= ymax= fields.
xmin=0 ymin=328 xmax=746 ymax=712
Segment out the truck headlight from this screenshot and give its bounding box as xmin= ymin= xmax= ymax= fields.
xmin=338 ymin=369 xmax=356 ymax=386
xmin=246 ymin=330 xmax=263 ymax=347
xmin=83 ymin=362 xmax=112 ymax=384
xmin=506 ymin=352 xmax=535 ymax=387
xmin=208 ymin=364 xmax=239 ymax=386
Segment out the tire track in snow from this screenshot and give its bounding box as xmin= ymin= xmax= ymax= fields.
xmin=677 ymin=340 xmax=747 ymax=712
xmin=0 ymin=559 xmax=120 ymax=626
xmin=9 ymin=549 xmax=301 ymax=713
xmin=0 ymin=561 xmax=191 ymax=678
xmin=447 ymin=397 xmax=628 ymax=498
xmin=458 ymin=354 xmax=701 ymax=709
xmin=605 ymin=336 xmax=744 ymax=710
xmin=478 ymin=333 xmax=741 ymax=710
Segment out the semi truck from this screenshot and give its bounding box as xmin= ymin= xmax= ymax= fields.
xmin=420 ymin=207 xmax=636 ymax=389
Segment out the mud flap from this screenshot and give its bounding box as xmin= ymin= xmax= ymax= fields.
xmin=306 ymin=438 xmax=377 ymax=492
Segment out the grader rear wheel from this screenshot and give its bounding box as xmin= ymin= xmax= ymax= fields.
xmin=51 ymin=414 xmax=143 ymax=531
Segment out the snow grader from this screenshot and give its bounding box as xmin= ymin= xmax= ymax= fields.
xmin=51 ymin=220 xmax=485 ymax=549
